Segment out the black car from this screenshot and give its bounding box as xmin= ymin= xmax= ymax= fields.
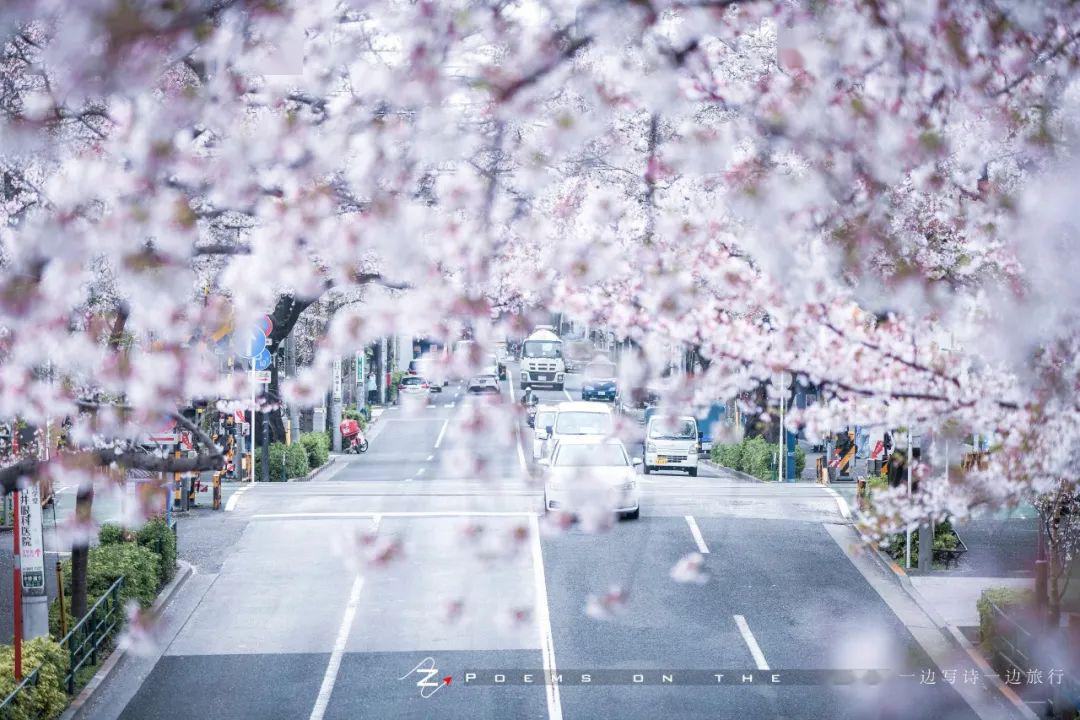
xmin=580 ymin=360 xmax=618 ymax=401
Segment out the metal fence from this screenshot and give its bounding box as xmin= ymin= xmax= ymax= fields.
xmin=0 ymin=576 xmax=126 ymax=714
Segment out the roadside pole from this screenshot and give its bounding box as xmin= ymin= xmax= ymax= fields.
xmin=905 ymin=424 xmax=913 ymax=570
xmin=12 ymin=490 xmax=21 ymax=680
xmin=777 ymin=372 xmax=784 ymax=483
xmin=249 ymin=355 xmax=256 ymax=484
xmin=19 ymin=483 xmax=48 ymax=637
xmin=331 ymin=357 xmax=343 ymax=453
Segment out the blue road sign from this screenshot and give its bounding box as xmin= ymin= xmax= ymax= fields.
xmin=253 ymin=347 xmax=272 ymax=371
xmin=233 ymin=327 xmax=267 ymax=358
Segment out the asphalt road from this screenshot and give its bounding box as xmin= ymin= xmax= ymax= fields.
xmin=80 ymin=364 xmax=1013 ymax=720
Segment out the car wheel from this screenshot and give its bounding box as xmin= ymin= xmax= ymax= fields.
xmin=622 ymin=508 xmax=640 ymax=520
xmin=555 ymin=383 xmax=564 ymax=391
xmin=643 ymin=464 xmax=651 ymax=475
xmin=688 ymin=467 xmax=698 ymax=477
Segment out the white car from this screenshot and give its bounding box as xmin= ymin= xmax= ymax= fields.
xmin=532 ymin=405 xmax=558 ymax=459
xmin=398 ymin=375 xmax=434 ymax=397
xmin=543 ymin=401 xmax=614 ymax=458
xmin=541 ymin=437 xmax=640 ymax=519
xmin=467 ymin=367 xmax=501 ymax=394
xmin=644 ymin=414 xmax=700 ymax=476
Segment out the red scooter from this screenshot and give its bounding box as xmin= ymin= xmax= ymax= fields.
xmin=339 ymin=418 xmax=369 ymax=454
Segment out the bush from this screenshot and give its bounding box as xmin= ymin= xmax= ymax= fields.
xmin=711 ymin=442 xmax=744 ymax=470
xmin=884 ymin=519 xmax=959 ymax=563
xmin=59 ymin=543 xmax=160 ymax=614
xmin=98 ymin=523 xmax=131 ymax=545
xmin=300 ymin=432 xmax=330 ymax=468
xmin=284 ymin=443 xmax=310 ymax=478
xmin=977 ymin=586 xmax=1034 ymax=658
xmin=0 ymin=637 xmax=68 ymax=720
xmin=741 ymin=436 xmax=775 ymax=481
xmin=794 ymin=444 xmax=806 ymax=477
xmin=135 ymin=517 xmax=177 ymax=587
xmin=254 ymin=442 xmax=287 ymax=482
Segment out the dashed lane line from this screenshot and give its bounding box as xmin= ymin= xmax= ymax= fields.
xmin=734 ymin=615 xmax=770 ymax=671
xmin=684 ymin=515 xmax=710 ymax=554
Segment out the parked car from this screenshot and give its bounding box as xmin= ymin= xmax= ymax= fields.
xmin=644 ymin=414 xmax=700 ymax=476
xmin=540 ymin=437 xmax=640 ymax=519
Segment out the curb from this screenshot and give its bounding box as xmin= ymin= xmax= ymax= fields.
xmin=850 ymin=527 xmax=1037 ymax=720
xmin=698 ymin=459 xmax=764 ymax=483
xmin=291 ymin=455 xmax=337 ymax=482
xmin=60 ymin=560 xmax=195 ymax=720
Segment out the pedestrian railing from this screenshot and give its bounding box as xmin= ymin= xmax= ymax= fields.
xmin=60 ymin=576 xmax=126 ymax=694
xmin=0 ymin=661 xmax=46 ymax=713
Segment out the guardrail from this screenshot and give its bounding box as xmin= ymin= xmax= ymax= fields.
xmin=61 ymin=576 xmax=125 ymax=694
xmin=0 ymin=576 xmax=126 ymax=715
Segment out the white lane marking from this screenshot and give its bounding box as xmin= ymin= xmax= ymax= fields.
xmin=684 ymin=515 xmax=710 ymax=554
xmin=434 ymin=419 xmax=449 ymax=449
xmin=443 ymin=403 xmax=453 ymax=408
xmin=734 ymin=615 xmax=770 ymax=671
xmin=508 ymin=381 xmax=516 ymax=402
xmin=530 ymin=514 xmax=563 ymax=720
xmin=310 ymin=516 xmax=378 ymax=720
xmin=416 ymin=468 xmax=425 ymax=476
xmin=253 ymin=511 xmax=540 ymax=520
xmin=562 ymin=389 xmax=572 ymax=401
xmin=404 ymin=477 xmax=412 ymax=483
xmin=224 ymin=484 xmax=252 ymax=512
xmin=426 ymin=455 xmax=434 ymax=461
xmin=823 ymin=487 xmax=852 ymax=519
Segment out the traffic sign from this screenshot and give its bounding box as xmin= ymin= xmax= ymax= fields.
xmin=148 ymin=419 xmax=179 ymax=444
xmin=252 ymin=370 xmax=271 ymax=384
xmin=254 ymin=347 xmax=272 ymax=371
xmin=259 ymin=315 xmax=274 ymax=337
xmin=233 ymin=327 xmax=267 ymax=359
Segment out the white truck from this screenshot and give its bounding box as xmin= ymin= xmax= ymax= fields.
xmin=519 ymin=328 xmax=565 ymax=390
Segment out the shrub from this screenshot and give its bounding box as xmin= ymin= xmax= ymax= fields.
xmin=977 ymin=586 xmax=1034 ymax=658
xmin=711 ymin=442 xmax=744 ymax=470
xmin=300 ymin=432 xmax=330 ymax=468
xmin=885 ymin=520 xmax=958 ymax=563
xmin=741 ymin=436 xmax=775 ymax=481
xmin=794 ymin=444 xmax=806 ymax=477
xmin=254 ymin=442 xmax=288 ymax=482
xmin=284 ymin=443 xmax=310 ymax=479
xmin=98 ymin=523 xmax=131 ymax=545
xmin=135 ymin=517 xmax=176 ymax=587
xmin=59 ymin=542 xmax=160 ymax=613
xmin=0 ymin=637 xmax=68 ymax=720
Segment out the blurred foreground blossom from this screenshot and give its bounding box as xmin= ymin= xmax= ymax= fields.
xmin=670 ymin=553 xmax=709 ymax=585
xmin=585 ymin=585 xmax=630 ymax=620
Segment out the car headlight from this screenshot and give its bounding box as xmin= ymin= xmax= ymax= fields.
xmin=646 ymin=442 xmax=657 ymax=453
xmin=583 ymin=384 xmax=594 ymax=391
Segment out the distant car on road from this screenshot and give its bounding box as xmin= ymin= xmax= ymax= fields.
xmin=467 ymin=368 xmax=501 ymax=394
xmin=617 ymin=387 xmax=660 ymax=424
xmin=580 ymin=358 xmax=618 ymax=402
xmin=398 ymin=375 xmax=434 ymax=398
xmin=408 ymin=356 xmax=446 ymax=389
xmin=541 ymin=437 xmax=640 ymax=519
xmin=644 ymin=414 xmax=700 ymax=476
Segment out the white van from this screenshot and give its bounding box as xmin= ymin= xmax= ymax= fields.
xmin=540 ymin=401 xmax=614 ymax=458
xmin=644 ymin=415 xmax=699 ymax=476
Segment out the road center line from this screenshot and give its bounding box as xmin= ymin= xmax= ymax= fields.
xmin=426 ymin=454 xmax=434 ymax=461
xmin=310 ymin=517 xmax=378 ymax=720
xmin=733 ymin=615 xmax=770 ymax=671
xmin=529 ymin=514 xmax=563 ymax=720
xmin=684 ymin=515 xmax=710 ymax=554
xmin=433 ymin=419 xmax=449 ymax=449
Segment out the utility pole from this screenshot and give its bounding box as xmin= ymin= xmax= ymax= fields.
xmin=285 ymin=333 xmax=300 ymax=443
xmin=777 ymin=372 xmax=784 ymax=483
xmin=378 ymin=337 xmax=387 ymax=405
xmin=905 ymin=424 xmax=913 ymax=570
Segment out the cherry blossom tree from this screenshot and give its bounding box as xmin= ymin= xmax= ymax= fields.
xmin=1 ymin=0 xmax=1080 ymax=618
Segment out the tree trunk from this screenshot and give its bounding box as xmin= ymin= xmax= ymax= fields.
xmin=70 ymin=482 xmax=95 ymax=620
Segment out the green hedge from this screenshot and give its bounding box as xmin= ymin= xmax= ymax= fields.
xmin=136 ymin=518 xmax=177 ymax=586
xmin=254 ymin=442 xmax=310 ymax=482
xmin=978 ymin=586 xmax=1034 ymax=657
xmin=710 ymin=437 xmax=805 ymax=481
xmin=0 ymin=637 xmax=68 ymax=720
xmin=885 ymin=519 xmax=958 ymax=563
xmin=299 ymin=432 xmax=330 ymax=468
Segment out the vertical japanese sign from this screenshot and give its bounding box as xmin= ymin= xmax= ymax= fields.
xmin=19 ymin=484 xmax=45 ymax=597
xmin=332 ymin=357 xmax=343 ymax=402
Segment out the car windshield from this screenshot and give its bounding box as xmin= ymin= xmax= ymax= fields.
xmin=554 ymin=411 xmax=612 ymax=435
xmin=535 ymin=411 xmax=556 ymax=430
xmin=523 ymin=340 xmax=561 ymax=358
xmin=584 ymin=362 xmax=616 ymax=379
xmin=401 ymin=376 xmax=423 ymax=386
xmin=649 ymin=418 xmax=697 ymax=440
xmin=553 ymin=443 xmax=628 ymax=467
